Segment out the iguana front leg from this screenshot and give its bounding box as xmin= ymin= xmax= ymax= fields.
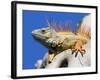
xmin=47 ymin=50 xmax=56 ymax=64
xmin=72 ymin=40 xmax=86 ymax=57
xmin=46 ymin=38 xmax=64 ymax=64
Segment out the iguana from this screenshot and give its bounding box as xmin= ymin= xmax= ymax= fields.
xmin=32 ymin=16 xmax=91 ymax=64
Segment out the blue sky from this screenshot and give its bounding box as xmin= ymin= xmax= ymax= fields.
xmin=22 ymin=10 xmax=89 ymax=69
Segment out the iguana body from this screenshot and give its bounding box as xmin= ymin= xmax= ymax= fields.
xmin=32 ymin=15 xmax=91 ymax=64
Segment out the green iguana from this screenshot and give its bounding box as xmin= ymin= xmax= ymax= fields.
xmin=32 ymin=18 xmax=90 ymax=64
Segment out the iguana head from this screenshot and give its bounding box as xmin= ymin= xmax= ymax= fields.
xmin=32 ymin=27 xmax=52 ymax=48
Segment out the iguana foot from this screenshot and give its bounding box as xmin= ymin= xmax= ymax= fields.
xmin=72 ymin=48 xmax=86 ymax=57
xmin=72 ymin=40 xmax=86 ymax=57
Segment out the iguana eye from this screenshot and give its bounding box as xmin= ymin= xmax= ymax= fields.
xmin=41 ymin=29 xmax=46 ymax=33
